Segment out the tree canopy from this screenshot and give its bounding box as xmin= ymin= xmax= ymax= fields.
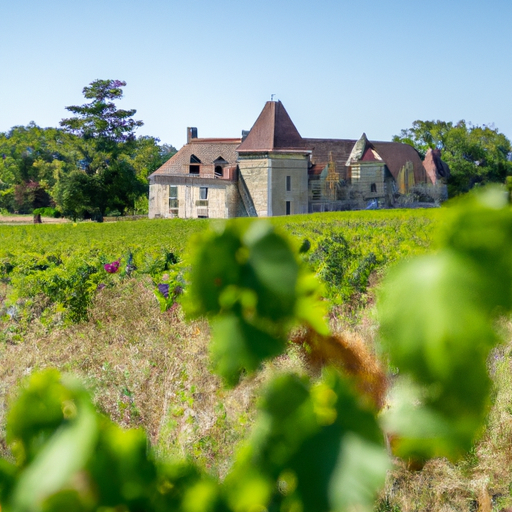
xmin=0 ymin=80 xmax=176 ymax=218
xmin=393 ymin=120 xmax=512 ymax=196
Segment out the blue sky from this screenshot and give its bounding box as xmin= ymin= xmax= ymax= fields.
xmin=1 ymin=0 xmax=511 ymax=148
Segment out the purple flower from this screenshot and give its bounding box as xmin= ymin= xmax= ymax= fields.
xmin=157 ymin=283 xmax=170 ymax=299
xmin=97 ymin=283 xmax=106 ymax=291
xmin=104 ymin=260 xmax=120 ymax=273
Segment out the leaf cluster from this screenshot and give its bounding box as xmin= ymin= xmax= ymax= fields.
xmin=379 ymin=187 xmax=512 ymax=462
xmin=185 ymin=221 xmax=328 ymax=385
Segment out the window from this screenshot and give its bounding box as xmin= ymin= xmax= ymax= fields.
xmin=310 ymin=182 xmax=321 ymax=201
xmin=286 ymin=201 xmax=291 ymax=215
xmin=286 ymin=175 xmax=291 ymax=191
xmin=169 ymin=186 xmax=178 ymax=209
xmin=370 ymin=183 xmax=377 ymax=193
xmin=215 ymin=165 xmax=224 ymax=177
xmin=200 ymin=187 xmax=208 ymax=200
xmin=190 ymin=154 xmax=201 ymax=174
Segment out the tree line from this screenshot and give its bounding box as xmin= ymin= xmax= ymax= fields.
xmin=393 ymin=120 xmax=512 ymax=196
xmin=0 ymin=80 xmax=175 ymax=220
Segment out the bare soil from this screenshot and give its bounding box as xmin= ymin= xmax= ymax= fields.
xmin=0 ymin=215 xmax=70 ymax=224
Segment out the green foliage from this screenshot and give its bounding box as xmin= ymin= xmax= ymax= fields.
xmin=185 ymin=221 xmax=328 ymax=385
xmin=394 ymin=120 xmax=512 ymax=196
xmin=229 ymin=370 xmax=389 ymax=512
xmin=0 ymin=210 xmax=437 ymax=325
xmin=0 ymin=369 xmax=216 ymax=512
xmin=32 ymin=207 xmax=61 ymax=218
xmin=379 ymin=187 xmax=512 ymax=462
xmin=0 ymin=82 xmax=175 ymax=218
xmin=311 ymin=232 xmax=378 ymax=300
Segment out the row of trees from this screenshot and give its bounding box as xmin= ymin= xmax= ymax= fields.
xmin=0 ymin=80 xmax=175 ymax=220
xmin=393 ymin=120 xmax=512 ymax=196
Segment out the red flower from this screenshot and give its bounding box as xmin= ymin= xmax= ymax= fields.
xmin=104 ymin=260 xmax=120 ymax=273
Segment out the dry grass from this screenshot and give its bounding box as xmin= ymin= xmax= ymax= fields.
xmin=0 ymin=277 xmax=267 ymax=477
xmin=377 ymin=322 xmax=512 ymax=512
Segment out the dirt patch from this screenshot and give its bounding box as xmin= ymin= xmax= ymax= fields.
xmin=0 ymin=215 xmax=70 ymax=224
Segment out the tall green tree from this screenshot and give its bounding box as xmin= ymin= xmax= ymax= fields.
xmin=58 ymin=79 xmax=145 ymax=219
xmin=394 ymin=120 xmax=512 ymax=196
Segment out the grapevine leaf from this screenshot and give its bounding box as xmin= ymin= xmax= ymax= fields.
xmin=378 ymin=251 xmax=494 ymax=459
xmin=11 ymin=393 xmax=98 ymax=512
xmin=210 ymin=313 xmax=287 ymax=387
xmin=231 ymin=371 xmax=389 ymax=512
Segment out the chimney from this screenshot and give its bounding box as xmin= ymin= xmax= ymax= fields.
xmin=241 ymin=130 xmax=250 ymax=142
xmin=187 ymin=127 xmax=198 ymax=143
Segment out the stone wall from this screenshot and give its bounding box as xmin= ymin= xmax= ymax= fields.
xmin=238 ymin=153 xmax=309 ymax=217
xmin=238 ymin=157 xmax=270 ymax=216
xmin=148 ymin=176 xmax=240 ymax=219
xmin=269 ymin=154 xmax=309 ymax=216
xmin=350 ymin=162 xmax=385 ymax=199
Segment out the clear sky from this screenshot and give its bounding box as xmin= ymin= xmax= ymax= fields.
xmin=1 ymin=0 xmax=511 ymax=149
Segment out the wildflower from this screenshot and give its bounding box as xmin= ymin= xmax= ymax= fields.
xmin=104 ymin=260 xmax=120 ymax=273
xmin=157 ymin=283 xmax=170 ymax=299
xmin=97 ymin=283 xmax=106 ymax=291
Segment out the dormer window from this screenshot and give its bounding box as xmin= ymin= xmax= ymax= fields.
xmin=214 ymin=156 xmax=228 ymax=178
xmin=190 ymin=154 xmax=201 ymax=175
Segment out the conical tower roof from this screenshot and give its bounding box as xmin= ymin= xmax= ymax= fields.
xmin=238 ymin=101 xmax=305 ymax=153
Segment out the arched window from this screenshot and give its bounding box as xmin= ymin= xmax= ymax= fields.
xmin=213 ymin=157 xmax=227 ymax=178
xmin=370 ymin=183 xmax=377 ymax=193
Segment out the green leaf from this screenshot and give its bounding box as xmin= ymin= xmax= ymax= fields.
xmin=11 ymin=393 xmax=98 ymax=512
xmin=243 ymin=222 xmax=299 ymax=320
xmin=378 ymin=250 xmax=494 ymax=459
xmin=329 ymin=432 xmax=391 ymax=512
xmin=185 ymin=226 xmax=242 ymax=317
xmin=210 ymin=313 xmax=287 ymax=386
xmin=231 ymin=371 xmax=389 ymax=512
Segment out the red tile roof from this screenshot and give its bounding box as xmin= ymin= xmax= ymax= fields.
xmin=371 ymin=141 xmax=426 ymax=182
xmin=423 ymin=148 xmax=450 ymax=184
xmin=308 ymin=163 xmax=328 ymax=176
xmin=237 ymin=101 xmax=306 ymax=153
xmin=150 ymin=138 xmax=241 ymax=177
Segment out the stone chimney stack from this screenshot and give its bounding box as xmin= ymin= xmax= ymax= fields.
xmin=187 ymin=127 xmax=198 ymax=143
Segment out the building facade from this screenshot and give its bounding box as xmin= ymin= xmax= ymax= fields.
xmin=149 ymin=101 xmax=447 ymax=219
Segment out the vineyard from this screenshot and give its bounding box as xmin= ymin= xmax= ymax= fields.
xmin=2 ymin=201 xmax=512 ymax=511
xmin=0 ymin=209 xmax=438 ymax=330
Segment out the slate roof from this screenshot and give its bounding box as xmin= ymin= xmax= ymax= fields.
xmin=237 ymin=101 xmax=307 ymax=153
